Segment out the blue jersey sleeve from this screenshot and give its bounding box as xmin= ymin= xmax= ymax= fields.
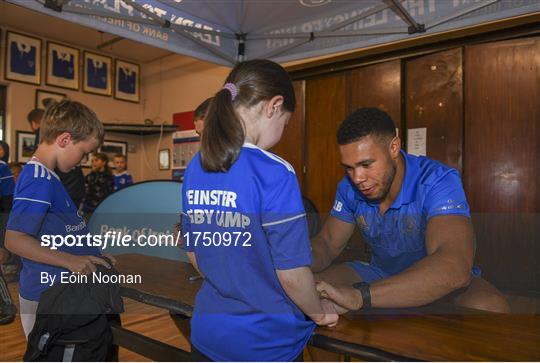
xmin=262 ymin=170 xmax=311 ymax=270
xmin=329 ymin=177 xmax=357 ymax=224
xmin=0 ymin=163 xmax=14 ymax=197
xmin=126 ymin=174 xmax=133 ymax=185
xmin=7 ymin=171 xmax=52 ymax=238
xmin=424 ymin=170 xmax=470 ymax=219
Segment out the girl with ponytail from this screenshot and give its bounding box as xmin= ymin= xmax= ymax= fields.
xmin=182 ymin=59 xmax=338 ymax=361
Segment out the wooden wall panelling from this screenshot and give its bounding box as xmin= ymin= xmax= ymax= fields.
xmin=340 ymin=61 xmax=403 ymax=262
xmin=348 ymin=60 xmax=402 ymax=130
xmin=271 ymin=80 xmax=306 ymax=189
xmin=304 ymin=73 xmax=347 ymax=216
xmin=464 ymin=36 xmax=539 ymax=292
xmin=405 ymin=48 xmax=463 ymax=171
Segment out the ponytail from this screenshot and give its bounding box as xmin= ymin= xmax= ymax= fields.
xmin=200 ymin=59 xmax=295 ymax=172
xmin=200 ymin=88 xmax=245 ymax=172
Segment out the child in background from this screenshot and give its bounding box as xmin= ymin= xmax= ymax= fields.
xmin=182 ymin=59 xmax=338 ymax=362
xmin=5 ymin=100 xmax=113 ymax=337
xmin=113 ymin=154 xmax=133 ymax=191
xmin=82 ymin=153 xmax=114 ymax=216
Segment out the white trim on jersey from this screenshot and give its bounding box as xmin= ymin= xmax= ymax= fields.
xmin=14 ymin=197 xmax=51 ymax=206
xmin=262 ymin=213 xmax=306 ymax=227
xmin=27 ymin=161 xmax=59 ymax=181
xmin=114 ymin=171 xmax=129 ymax=176
xmin=243 ymin=142 xmax=295 ymax=174
xmin=0 ymin=175 xmax=13 ymax=180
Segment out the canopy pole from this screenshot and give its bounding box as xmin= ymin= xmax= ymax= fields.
xmin=44 ymin=0 xmax=69 ymax=12
xmin=121 ymin=0 xmax=235 ymax=65
xmin=256 ymin=3 xmax=391 ymax=59
xmin=425 ymin=0 xmax=500 ymax=30
xmin=383 ymin=0 xmax=425 ymax=34
xmin=236 ymin=33 xmax=246 ymax=63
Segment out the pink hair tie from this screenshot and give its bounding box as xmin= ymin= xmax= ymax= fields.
xmin=223 ymin=83 xmax=238 ymax=101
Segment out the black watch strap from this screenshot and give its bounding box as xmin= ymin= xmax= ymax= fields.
xmin=352 ymin=281 xmax=371 ymax=310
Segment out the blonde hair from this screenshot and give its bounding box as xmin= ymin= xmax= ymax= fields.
xmin=40 ymin=100 xmax=104 ymax=144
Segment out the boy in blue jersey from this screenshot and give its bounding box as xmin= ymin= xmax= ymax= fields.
xmin=313 ymin=108 xmax=509 ymax=314
xmin=113 ymin=154 xmax=133 ymax=191
xmin=182 ymin=60 xmax=338 ymax=362
xmin=5 ymin=100 xmax=113 ymax=338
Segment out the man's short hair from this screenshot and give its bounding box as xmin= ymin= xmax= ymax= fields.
xmin=194 ymin=97 xmax=213 ymax=121
xmin=40 ymin=100 xmax=104 ymax=144
xmin=114 ymin=154 xmax=126 ymax=160
xmin=27 ymin=108 xmax=45 ymax=124
xmin=337 ymin=107 xmax=396 ymax=145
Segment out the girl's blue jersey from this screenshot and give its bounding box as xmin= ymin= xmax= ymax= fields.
xmin=182 ymin=143 xmax=315 ymax=361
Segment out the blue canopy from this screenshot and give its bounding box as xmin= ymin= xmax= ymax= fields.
xmin=8 ymin=0 xmax=539 ymax=66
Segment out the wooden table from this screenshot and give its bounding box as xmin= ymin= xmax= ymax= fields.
xmin=115 ymin=254 xmax=540 ymax=361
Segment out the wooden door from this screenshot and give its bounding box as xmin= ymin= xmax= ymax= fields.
xmin=304 ymin=73 xmax=347 ymax=216
xmin=271 ymin=80 xmax=306 ymax=189
xmin=349 ymin=60 xmax=402 ymax=131
xmin=464 ymin=36 xmax=539 ymax=292
xmin=406 ymin=48 xmax=463 ymax=171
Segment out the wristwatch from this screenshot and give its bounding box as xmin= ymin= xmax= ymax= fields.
xmin=352 ymin=281 xmax=372 ymax=310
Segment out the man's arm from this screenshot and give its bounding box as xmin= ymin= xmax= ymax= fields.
xmin=318 ymin=215 xmax=474 ymax=309
xmin=311 ymin=216 xmax=355 ymax=272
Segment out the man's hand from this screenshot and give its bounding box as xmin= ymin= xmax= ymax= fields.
xmin=65 ymin=255 xmax=110 ymax=275
xmin=312 ymin=299 xmax=339 ymax=327
xmin=316 ymin=281 xmax=363 ymax=312
xmin=102 ymin=253 xmax=117 ymax=266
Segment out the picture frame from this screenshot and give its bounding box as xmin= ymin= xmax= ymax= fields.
xmin=4 ymin=31 xmax=42 ymax=85
xmin=99 ymin=140 xmax=128 ymax=169
xmin=46 ymin=41 xmax=79 ymax=90
xmin=159 ymin=149 xmax=170 ymax=170
xmin=35 ymin=89 xmax=66 ymax=108
xmin=83 ymin=51 xmax=112 ymax=96
xmin=16 ymin=131 xmax=37 ymax=163
xmin=114 ymin=59 xmax=140 ymax=103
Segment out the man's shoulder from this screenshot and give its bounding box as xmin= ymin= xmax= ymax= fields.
xmin=407 ymin=153 xmax=461 ymax=189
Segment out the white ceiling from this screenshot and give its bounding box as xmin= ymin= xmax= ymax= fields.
xmin=0 ymin=1 xmax=175 ymax=63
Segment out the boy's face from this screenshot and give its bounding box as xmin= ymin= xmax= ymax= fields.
xmin=57 ymin=137 xmax=100 ymax=173
xmin=91 ymin=157 xmax=107 ymax=171
xmin=114 ymin=157 xmax=126 ymax=172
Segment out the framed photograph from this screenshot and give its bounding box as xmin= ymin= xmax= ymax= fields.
xmin=46 ymin=41 xmax=79 ymax=90
xmin=99 ymin=140 xmax=127 ymax=168
xmin=4 ymin=31 xmax=41 ymax=85
xmin=83 ymin=51 xmax=112 ymax=96
xmin=35 ymin=89 xmax=66 ymax=108
xmin=16 ymin=131 xmax=36 ymax=163
xmin=114 ymin=59 xmax=139 ymax=103
xmin=159 ymin=149 xmax=170 ymax=170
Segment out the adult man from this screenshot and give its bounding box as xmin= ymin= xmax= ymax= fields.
xmin=193 ymin=97 xmax=212 ymax=136
xmin=313 ymin=108 xmax=509 ymax=313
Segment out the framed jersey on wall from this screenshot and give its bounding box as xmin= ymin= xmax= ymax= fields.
xmin=4 ymin=31 xmax=42 ymax=85
xmin=114 ymin=59 xmax=139 ymax=103
xmin=46 ymin=41 xmax=80 ymax=90
xmin=83 ymin=51 xmax=112 ymax=96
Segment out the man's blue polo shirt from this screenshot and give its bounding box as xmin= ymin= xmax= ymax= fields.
xmin=331 ymin=150 xmax=474 ymax=280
